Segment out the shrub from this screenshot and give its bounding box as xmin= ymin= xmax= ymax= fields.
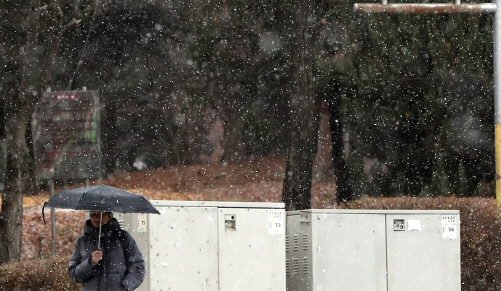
xmin=0 ymin=256 xmax=79 ymax=291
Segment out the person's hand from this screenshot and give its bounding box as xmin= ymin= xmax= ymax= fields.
xmin=91 ymin=250 xmax=103 ymax=266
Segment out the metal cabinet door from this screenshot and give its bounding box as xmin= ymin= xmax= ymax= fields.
xmin=386 ymin=213 xmax=461 ymax=291
xmin=310 ymin=213 xmax=387 ymax=291
xmin=148 ymin=206 xmax=219 ymax=291
xmin=217 ymin=208 xmax=286 ymax=291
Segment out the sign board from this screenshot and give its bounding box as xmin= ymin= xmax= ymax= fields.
xmin=32 ymin=90 xmax=101 ymax=180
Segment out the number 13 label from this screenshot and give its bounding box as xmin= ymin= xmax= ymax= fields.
xmin=268 ymin=211 xmax=284 ymax=235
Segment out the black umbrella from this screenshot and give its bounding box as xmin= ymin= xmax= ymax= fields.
xmin=43 ymin=185 xmax=160 ymax=213
xmin=42 ymin=185 xmax=160 ymax=247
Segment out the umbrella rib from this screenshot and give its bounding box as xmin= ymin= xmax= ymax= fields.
xmin=115 ymin=194 xmax=124 ymax=213
xmin=76 ymin=194 xmax=88 ymax=210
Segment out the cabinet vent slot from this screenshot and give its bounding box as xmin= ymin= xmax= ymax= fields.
xmin=303 ymin=256 xmax=309 ymax=274
xmin=302 ymin=234 xmax=309 ymax=250
xmin=285 ymin=258 xmax=290 ymax=276
xmin=293 ymin=235 xmax=299 ymax=252
xmin=293 ymin=257 xmax=300 ymax=276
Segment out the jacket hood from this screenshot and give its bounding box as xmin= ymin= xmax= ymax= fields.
xmin=83 ymin=217 xmax=121 ymax=240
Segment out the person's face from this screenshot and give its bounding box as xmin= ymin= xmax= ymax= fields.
xmin=90 ymin=212 xmax=111 ymax=228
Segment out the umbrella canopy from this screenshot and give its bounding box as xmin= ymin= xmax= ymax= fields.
xmin=43 ymin=185 xmax=159 ymax=249
xmin=44 ymin=185 xmax=160 ymax=214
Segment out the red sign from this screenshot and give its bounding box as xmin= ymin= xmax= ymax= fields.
xmin=54 ymin=94 xmax=78 ymax=100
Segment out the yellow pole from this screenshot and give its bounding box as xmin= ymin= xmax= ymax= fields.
xmin=496 ymin=124 xmax=501 ymax=210
xmin=496 ymin=0 xmax=501 ymax=214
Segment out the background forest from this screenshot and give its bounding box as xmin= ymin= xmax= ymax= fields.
xmin=1 ymin=0 xmax=494 ymax=199
xmin=0 ymin=0 xmax=496 ymax=265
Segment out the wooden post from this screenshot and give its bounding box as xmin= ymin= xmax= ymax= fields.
xmin=50 ymin=179 xmax=56 ymax=257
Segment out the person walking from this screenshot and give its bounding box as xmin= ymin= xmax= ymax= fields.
xmin=68 ymin=211 xmax=145 ymax=290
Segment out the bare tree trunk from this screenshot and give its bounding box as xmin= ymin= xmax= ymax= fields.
xmin=221 ymin=114 xmax=246 ymax=163
xmin=0 ymin=0 xmax=64 ymax=264
xmin=282 ymin=0 xmax=319 ymax=211
xmin=327 ymin=80 xmax=354 ymax=204
xmin=218 ymin=86 xmax=246 ymax=163
xmin=0 ymin=111 xmax=31 ymax=263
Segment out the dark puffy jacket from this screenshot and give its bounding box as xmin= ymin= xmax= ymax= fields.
xmin=68 ymin=218 xmax=145 ymax=291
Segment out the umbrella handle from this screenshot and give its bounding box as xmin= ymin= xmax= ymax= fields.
xmin=42 ymin=202 xmax=47 ymax=224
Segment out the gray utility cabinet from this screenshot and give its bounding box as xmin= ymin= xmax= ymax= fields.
xmin=286 ymin=209 xmax=460 ymax=291
xmin=119 ymin=200 xmax=286 ymax=291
